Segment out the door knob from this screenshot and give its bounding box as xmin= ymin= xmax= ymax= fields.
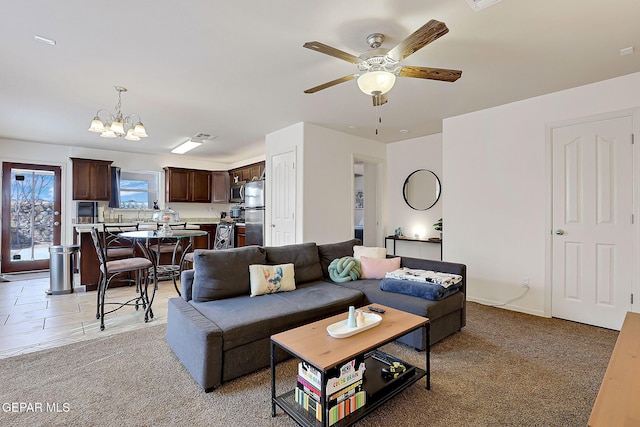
xmin=54 ymin=221 xmax=60 ymax=226
xmin=555 ymin=229 xmax=564 ymax=235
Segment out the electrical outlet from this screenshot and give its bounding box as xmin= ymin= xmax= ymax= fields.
xmin=521 ymin=277 xmax=530 ymax=288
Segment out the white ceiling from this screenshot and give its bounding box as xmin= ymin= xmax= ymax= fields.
xmin=1 ymin=0 xmax=639 ymax=164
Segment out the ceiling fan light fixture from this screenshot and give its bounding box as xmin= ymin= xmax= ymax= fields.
xmin=357 ymin=71 xmax=396 ymax=95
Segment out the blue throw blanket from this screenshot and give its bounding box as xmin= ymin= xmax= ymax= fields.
xmin=379 ymin=278 xmax=461 ymax=301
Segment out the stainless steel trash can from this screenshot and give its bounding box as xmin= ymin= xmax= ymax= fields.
xmin=48 ymin=245 xmax=80 ymax=295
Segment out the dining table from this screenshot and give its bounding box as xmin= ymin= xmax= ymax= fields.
xmin=118 ymin=229 xmax=208 ymax=314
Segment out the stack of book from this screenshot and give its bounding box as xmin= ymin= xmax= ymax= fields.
xmin=295 ymin=358 xmax=367 ymax=426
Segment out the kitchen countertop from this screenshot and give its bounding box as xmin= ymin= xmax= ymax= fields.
xmin=73 ymin=220 xmax=245 ymax=232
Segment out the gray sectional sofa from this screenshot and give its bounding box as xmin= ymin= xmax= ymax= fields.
xmin=166 ymin=239 xmax=466 ymax=391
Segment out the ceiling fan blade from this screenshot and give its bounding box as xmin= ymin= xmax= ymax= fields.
xmin=399 ymin=65 xmax=462 ymax=82
xmin=372 ymin=93 xmax=388 ymax=106
xmin=303 ymin=41 xmax=362 ymax=64
xmin=304 ymin=74 xmax=358 ymax=94
xmin=387 ymin=20 xmax=449 ymax=62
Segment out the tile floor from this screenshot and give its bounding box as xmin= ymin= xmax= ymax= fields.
xmin=0 ymin=273 xmax=177 ymax=359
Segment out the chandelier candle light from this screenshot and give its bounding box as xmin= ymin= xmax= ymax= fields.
xmin=88 ymin=86 xmax=148 ymax=141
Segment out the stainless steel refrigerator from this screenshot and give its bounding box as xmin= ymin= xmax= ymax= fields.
xmin=244 ymin=180 xmax=265 ymax=246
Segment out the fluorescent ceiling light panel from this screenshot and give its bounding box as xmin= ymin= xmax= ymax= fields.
xmin=34 ymin=35 xmax=56 ymax=45
xmin=466 ymin=0 xmax=504 ymax=11
xmin=171 ymin=139 xmax=203 ymax=154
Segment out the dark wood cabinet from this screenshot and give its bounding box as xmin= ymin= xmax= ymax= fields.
xmin=228 ymin=161 xmax=265 ymax=201
xmin=70 ymin=158 xmax=112 ymax=201
xmin=211 ymin=172 xmax=229 ymax=203
xmin=236 ymin=225 xmax=246 ymax=247
xmin=193 ymin=224 xmax=217 ymax=249
xmin=191 ymin=169 xmax=212 ymax=203
xmin=164 ymin=167 xmax=212 ymax=203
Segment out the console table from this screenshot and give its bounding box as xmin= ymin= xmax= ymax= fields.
xmin=385 ymin=236 xmax=442 ymax=260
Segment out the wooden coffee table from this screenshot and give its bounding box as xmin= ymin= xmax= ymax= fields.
xmin=270 ymin=304 xmax=430 ymax=427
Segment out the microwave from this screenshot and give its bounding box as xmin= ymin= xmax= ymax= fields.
xmin=230 ymin=181 xmax=245 ymax=203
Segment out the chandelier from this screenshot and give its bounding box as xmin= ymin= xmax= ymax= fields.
xmin=88 ymin=86 xmax=148 ymax=141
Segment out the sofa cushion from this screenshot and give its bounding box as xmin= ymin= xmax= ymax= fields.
xmin=353 ymin=245 xmax=386 ymax=260
xmin=249 ymin=263 xmax=296 ymax=296
xmin=379 ymin=277 xmax=462 ymax=301
xmin=264 ymin=242 xmax=323 ymax=284
xmin=333 ymin=279 xmax=464 ymax=322
xmin=360 ymin=256 xmax=400 ymax=279
xmin=318 ymin=239 xmax=362 ymax=278
xmin=190 ymin=281 xmax=364 ymax=350
xmin=192 ymin=246 xmax=266 ymax=302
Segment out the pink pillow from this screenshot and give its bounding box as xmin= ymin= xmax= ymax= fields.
xmin=360 ymin=256 xmax=401 ymax=280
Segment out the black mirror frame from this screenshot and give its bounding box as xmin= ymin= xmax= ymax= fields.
xmin=403 ymin=169 xmax=441 ymax=211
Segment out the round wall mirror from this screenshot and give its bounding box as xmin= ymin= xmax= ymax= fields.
xmin=403 ymin=169 xmax=441 ymax=210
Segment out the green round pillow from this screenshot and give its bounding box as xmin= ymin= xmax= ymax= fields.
xmin=328 ymin=256 xmax=361 ymax=283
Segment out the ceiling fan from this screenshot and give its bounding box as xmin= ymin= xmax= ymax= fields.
xmin=303 ymin=20 xmax=462 ymax=106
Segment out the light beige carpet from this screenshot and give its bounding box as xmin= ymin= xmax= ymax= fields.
xmin=0 ymin=302 xmax=618 ymax=427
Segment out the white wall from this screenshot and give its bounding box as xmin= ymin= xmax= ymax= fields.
xmin=443 ymin=71 xmax=640 ymax=316
xmin=265 ymin=122 xmax=386 ymax=246
xmin=0 ymin=138 xmax=233 ymax=247
xmin=302 ymin=123 xmax=386 ymax=245
xmin=386 ymin=133 xmax=443 ymax=240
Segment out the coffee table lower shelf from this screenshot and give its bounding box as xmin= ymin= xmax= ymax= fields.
xmin=273 ymin=352 xmax=426 ymax=427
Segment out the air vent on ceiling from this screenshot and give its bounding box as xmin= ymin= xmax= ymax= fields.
xmin=465 ymin=0 xmax=503 ymax=11
xmin=192 ymin=133 xmax=216 ymax=141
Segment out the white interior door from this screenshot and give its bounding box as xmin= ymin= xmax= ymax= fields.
xmin=269 ymin=149 xmax=296 ymax=246
xmin=551 ymin=116 xmax=634 ymax=330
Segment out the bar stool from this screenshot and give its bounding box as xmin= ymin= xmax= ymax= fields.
xmin=90 ymin=227 xmax=154 ymax=331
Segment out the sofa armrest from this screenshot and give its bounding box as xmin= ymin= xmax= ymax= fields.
xmin=166 ymin=298 xmax=224 ymax=391
xmin=181 ymin=269 xmax=195 ymax=301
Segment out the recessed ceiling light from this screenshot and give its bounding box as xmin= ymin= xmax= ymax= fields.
xmin=620 ymin=47 xmax=634 ymax=56
xmin=34 ymin=35 xmax=56 ymax=46
xmin=348 ymin=125 xmax=357 ymax=129
xmin=399 ymin=129 xmax=409 ymax=134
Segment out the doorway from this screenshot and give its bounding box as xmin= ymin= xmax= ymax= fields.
xmin=550 ymin=114 xmax=634 ymax=330
xmin=1 ymin=162 xmax=62 ymax=273
xmin=353 ymin=157 xmax=383 ymax=247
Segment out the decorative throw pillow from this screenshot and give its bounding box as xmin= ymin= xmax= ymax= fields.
xmin=249 ymin=263 xmax=296 ymax=297
xmin=360 ymin=256 xmax=401 ymax=280
xmin=353 ymin=246 xmax=387 ymax=260
xmin=318 ymin=239 xmax=361 ymax=278
xmin=328 ymin=256 xmax=361 ymax=283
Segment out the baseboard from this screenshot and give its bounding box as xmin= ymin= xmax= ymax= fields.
xmin=467 ymin=296 xmax=547 ymax=318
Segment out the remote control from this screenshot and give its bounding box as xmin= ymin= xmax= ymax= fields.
xmin=368 ymin=306 xmax=385 ymax=313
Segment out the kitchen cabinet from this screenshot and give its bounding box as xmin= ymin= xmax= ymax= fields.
xmin=228 ymin=161 xmax=265 ymax=185
xmin=164 ymin=167 xmax=212 ymax=203
xmin=193 ymin=224 xmax=217 ymax=249
xmin=70 ymin=158 xmax=112 ymax=201
xmin=211 ymin=172 xmax=229 ymax=203
xmin=236 ymin=225 xmax=246 ymax=247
